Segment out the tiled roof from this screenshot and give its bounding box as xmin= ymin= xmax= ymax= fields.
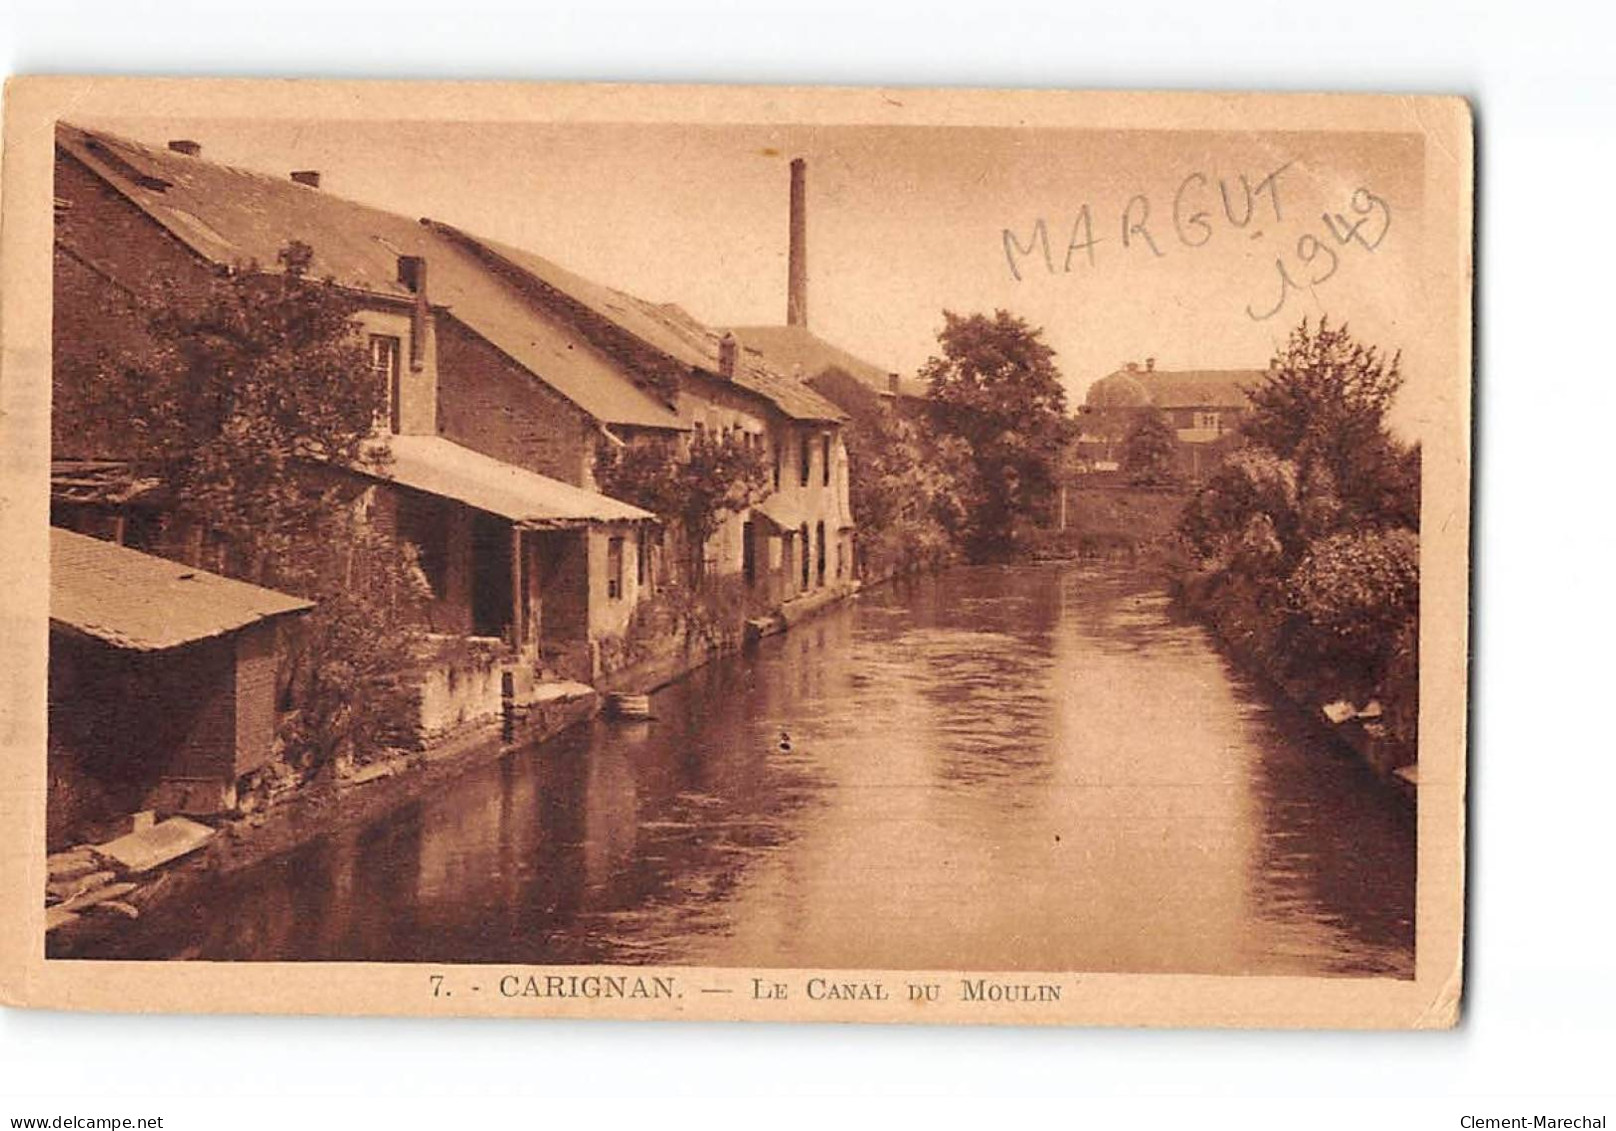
xmin=731 ymin=325 xmax=926 ymax=400
xmin=362 ymin=436 xmax=654 ymax=528
xmin=1086 ymin=368 xmax=1264 ymax=410
xmin=51 ymin=528 xmax=312 ymax=652
xmin=56 ymin=124 xmax=683 ymax=432
xmin=430 ymin=228 xmax=846 ymax=424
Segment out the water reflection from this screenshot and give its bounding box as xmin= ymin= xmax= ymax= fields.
xmin=76 ymin=563 xmax=1415 ymax=977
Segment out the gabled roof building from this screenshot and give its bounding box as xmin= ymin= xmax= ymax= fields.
xmin=52 ymin=122 xmax=859 ymax=709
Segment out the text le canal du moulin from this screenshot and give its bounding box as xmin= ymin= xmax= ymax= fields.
xmin=447 ymin=973 xmax=1068 ymax=1005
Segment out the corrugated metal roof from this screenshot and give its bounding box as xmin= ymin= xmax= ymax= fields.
xmin=51 ymin=528 xmax=312 ymax=652
xmin=731 ymin=325 xmax=926 ymax=400
xmin=56 ymin=124 xmax=683 ymax=432
xmin=364 ymin=436 xmax=654 ymax=527
xmin=431 ymin=228 xmax=847 ymax=424
xmin=1086 ymin=368 xmax=1264 ymax=410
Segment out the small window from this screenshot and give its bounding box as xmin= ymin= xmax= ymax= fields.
xmin=636 ymin=533 xmax=648 ymax=587
xmin=799 ymin=434 xmax=811 ymax=487
xmin=773 ymin=438 xmax=782 ymax=490
xmin=1196 ymin=411 xmax=1221 ymax=433
xmin=369 ymin=334 xmax=402 ymax=433
xmin=607 ymin=536 xmax=625 ymax=600
xmin=821 ymin=434 xmax=831 ymax=486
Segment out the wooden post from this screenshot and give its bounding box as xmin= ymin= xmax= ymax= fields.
xmin=510 ymin=526 xmax=524 ymax=649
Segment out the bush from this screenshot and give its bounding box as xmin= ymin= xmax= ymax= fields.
xmin=1286 ymin=527 xmax=1419 ymax=685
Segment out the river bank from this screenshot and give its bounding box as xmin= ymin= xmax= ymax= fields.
xmin=46 ymin=580 xmax=867 ymax=955
xmin=1171 ymin=569 xmax=1418 ymax=803
xmin=45 ymin=683 xmax=599 ymax=955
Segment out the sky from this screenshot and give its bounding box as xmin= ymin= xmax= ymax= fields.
xmin=81 ymin=116 xmax=1427 ymax=422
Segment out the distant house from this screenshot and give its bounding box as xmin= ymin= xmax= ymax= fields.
xmin=1078 ymin=359 xmax=1268 ymax=481
xmin=48 ymin=529 xmax=312 ymax=846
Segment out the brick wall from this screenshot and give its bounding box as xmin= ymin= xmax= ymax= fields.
xmin=232 ymin=621 xmax=280 ymax=778
xmin=435 ymin=314 xmax=595 ymax=486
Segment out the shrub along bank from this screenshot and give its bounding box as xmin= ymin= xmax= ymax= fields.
xmin=1171 ymin=319 xmax=1421 ymax=777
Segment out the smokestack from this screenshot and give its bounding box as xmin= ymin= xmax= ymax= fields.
xmin=888 ymin=373 xmax=901 ymax=396
xmin=787 ymin=157 xmax=808 ymax=329
xmin=167 ymin=140 xmax=201 ymax=157
xmin=290 ymin=170 xmax=321 ymax=188
xmin=1145 ymin=356 xmax=1156 ymax=372
xmin=718 ymin=332 xmax=738 ymax=379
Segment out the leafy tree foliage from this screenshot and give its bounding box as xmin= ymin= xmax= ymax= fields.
xmin=920 ymin=310 xmax=1074 ymax=558
xmin=1176 ymin=317 xmax=1422 ymax=748
xmin=594 ymin=431 xmax=770 ymax=581
xmin=1121 ymin=407 xmax=1178 ymax=486
xmin=1286 ymin=527 xmax=1419 ymax=686
xmin=94 ymin=242 xmax=388 ymax=583
xmin=1242 ymin=315 xmax=1416 ymax=529
xmin=833 ymin=382 xmax=977 ymax=578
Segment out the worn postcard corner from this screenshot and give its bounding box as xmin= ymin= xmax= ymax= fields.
xmin=0 ymin=77 xmax=1471 ymax=1028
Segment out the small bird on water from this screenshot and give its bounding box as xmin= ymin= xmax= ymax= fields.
xmin=778 ymin=729 xmax=792 ymax=752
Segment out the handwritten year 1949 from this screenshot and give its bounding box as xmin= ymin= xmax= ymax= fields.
xmin=1000 ymin=162 xmax=1392 ymax=323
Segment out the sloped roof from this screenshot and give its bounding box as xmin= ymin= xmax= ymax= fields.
xmin=56 ymin=124 xmax=682 ymax=432
xmin=731 ymin=325 xmax=926 ymax=400
xmin=429 ymin=227 xmax=846 ymax=424
xmin=51 ymin=528 xmax=312 ymax=652
xmin=1086 ymin=367 xmax=1264 ymax=410
xmin=363 ymin=436 xmax=654 ymax=528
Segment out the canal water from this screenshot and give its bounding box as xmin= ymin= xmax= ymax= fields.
xmin=87 ymin=563 xmax=1415 ymax=977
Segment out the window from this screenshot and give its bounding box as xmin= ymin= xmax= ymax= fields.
xmin=772 ymin=437 xmax=782 ymax=490
xmin=799 ymin=434 xmax=811 ymax=487
xmin=821 ymin=434 xmax=832 ymax=486
xmin=815 ymin=520 xmax=827 ymax=587
xmin=1196 ymin=411 xmax=1221 ymax=433
xmin=369 ymin=334 xmax=402 ymax=433
xmin=637 ymin=533 xmax=649 ymax=587
xmin=607 ymin=536 xmax=625 ymax=600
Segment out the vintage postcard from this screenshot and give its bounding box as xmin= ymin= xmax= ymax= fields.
xmin=0 ymin=78 xmax=1471 ymax=1027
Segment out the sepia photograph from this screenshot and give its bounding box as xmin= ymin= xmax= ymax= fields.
xmin=0 ymin=79 xmax=1471 ymax=1027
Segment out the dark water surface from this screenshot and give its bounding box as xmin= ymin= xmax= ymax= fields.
xmin=86 ymin=564 xmax=1415 ymax=976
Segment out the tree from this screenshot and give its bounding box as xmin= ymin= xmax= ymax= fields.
xmin=1175 ymin=317 xmax=1421 ymax=743
xmin=842 ymin=398 xmax=978 ymax=578
xmin=1242 ymin=316 xmax=1411 ymax=526
xmin=594 ymin=431 xmax=770 ymax=582
xmin=1121 ymin=407 xmax=1177 ymax=485
xmin=920 ymin=309 xmax=1073 ymax=558
xmin=95 ymin=241 xmax=388 ymax=584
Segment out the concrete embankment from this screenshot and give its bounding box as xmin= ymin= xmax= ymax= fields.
xmin=600 ymin=582 xmax=861 ymax=695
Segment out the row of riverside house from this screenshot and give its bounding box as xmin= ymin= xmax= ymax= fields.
xmin=47 ymin=124 xmax=861 ymax=849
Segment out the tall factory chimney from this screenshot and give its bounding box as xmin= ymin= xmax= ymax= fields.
xmin=787 ymin=157 xmax=808 ymax=329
